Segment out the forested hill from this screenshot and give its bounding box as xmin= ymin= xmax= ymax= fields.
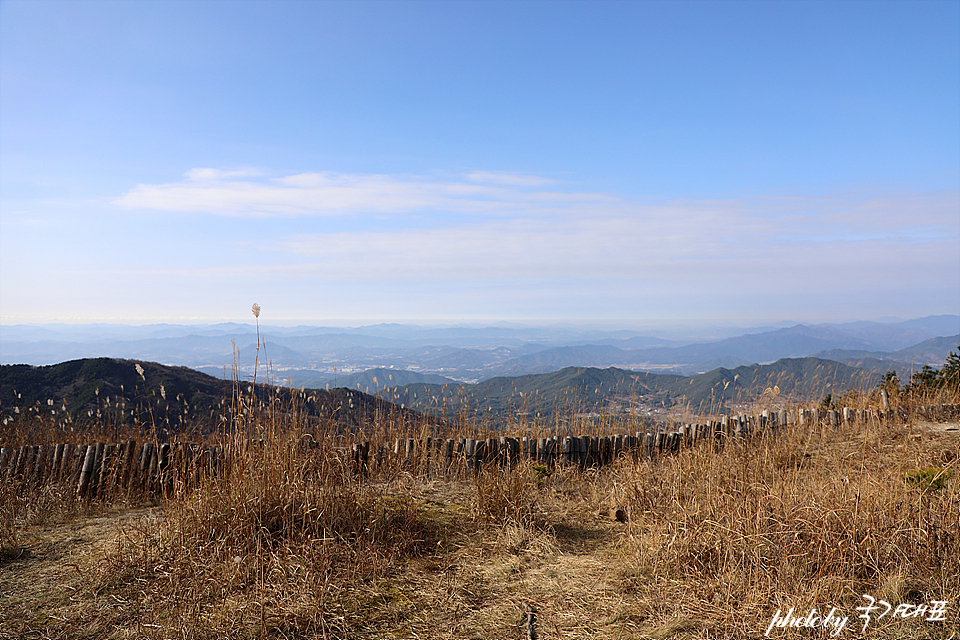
xmin=1 ymin=356 xmax=881 ymax=434
xmin=387 ymin=357 xmax=880 ymax=421
xmin=0 ymin=358 xmax=439 ymax=436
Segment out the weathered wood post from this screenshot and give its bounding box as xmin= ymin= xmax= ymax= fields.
xmin=580 ymin=436 xmax=590 ymax=468
xmin=5 ymin=448 xmax=20 ymax=480
xmin=483 ymin=437 xmax=497 ymax=466
xmin=137 ymin=443 xmax=153 ymax=493
xmin=16 ymin=446 xmax=32 ymax=481
xmin=59 ymin=443 xmax=74 ymax=480
xmin=405 ymin=438 xmax=415 ymax=468
xmin=422 ymin=437 xmax=432 ymax=474
xmin=90 ymin=443 xmax=106 ymax=498
xmin=67 ymin=445 xmax=85 ymax=486
xmin=51 ymin=444 xmax=65 ymax=482
xmin=670 ymin=431 xmax=681 ymax=452
xmin=464 ymin=438 xmax=477 ymax=472
xmin=22 ymin=446 xmax=39 ymax=482
xmin=146 ymin=443 xmax=160 ymax=494
xmin=443 ymin=439 xmax=454 ymax=475
xmin=123 ymin=442 xmax=141 ymax=495
xmin=120 ymin=440 xmax=137 ymax=491
xmin=97 ymin=444 xmax=115 ymax=500
xmin=157 ymin=443 xmax=172 ymax=497
xmin=361 ymin=441 xmax=371 ymax=476
xmin=561 ymin=436 xmax=572 ymax=466
xmin=78 ymin=443 xmax=99 ymax=498
xmin=31 ymin=445 xmax=48 ymax=484
xmin=475 ymin=439 xmax=487 ymax=472
xmin=11 ymin=446 xmax=27 ymax=479
xmin=455 ymin=438 xmax=465 ymax=475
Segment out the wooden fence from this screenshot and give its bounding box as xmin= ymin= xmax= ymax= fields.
xmin=2 ymin=403 xmax=957 ymax=500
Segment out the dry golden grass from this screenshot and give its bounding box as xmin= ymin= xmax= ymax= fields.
xmin=2 ymin=389 xmax=958 ymax=639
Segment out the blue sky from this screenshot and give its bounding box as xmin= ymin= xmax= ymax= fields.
xmin=1 ymin=0 xmax=958 ymax=327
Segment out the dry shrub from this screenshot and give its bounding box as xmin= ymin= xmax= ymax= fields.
xmin=617 ymin=418 xmax=960 ymax=635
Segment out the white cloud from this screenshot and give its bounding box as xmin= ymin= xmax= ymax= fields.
xmin=184 ymin=167 xmax=264 ymax=181
xmin=114 ymin=169 xmax=578 ymax=218
xmin=107 ymin=169 xmax=958 ymax=315
xmin=465 ymin=171 xmax=559 ymax=187
xmin=268 ymin=188 xmax=958 ymax=283
xmin=115 ymin=171 xmax=957 ymax=245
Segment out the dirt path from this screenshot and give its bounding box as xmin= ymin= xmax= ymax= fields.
xmin=0 ymin=496 xmax=639 ymax=640
xmin=0 ymin=506 xmax=156 ymax=638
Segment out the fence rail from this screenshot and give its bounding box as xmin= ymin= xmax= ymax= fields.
xmin=3 ymin=403 xmax=957 ymax=500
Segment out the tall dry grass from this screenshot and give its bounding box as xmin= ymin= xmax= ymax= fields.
xmin=84 ymin=383 xmax=442 ymax=639
xmin=609 ymin=413 xmax=959 ymax=636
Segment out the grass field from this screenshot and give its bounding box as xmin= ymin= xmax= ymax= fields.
xmin=2 ymin=384 xmax=958 ymax=639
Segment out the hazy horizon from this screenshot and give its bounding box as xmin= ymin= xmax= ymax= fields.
xmin=4 ymin=313 xmax=958 ymax=331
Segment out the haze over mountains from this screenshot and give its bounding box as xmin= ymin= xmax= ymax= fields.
xmin=1 ymin=315 xmax=957 ymax=389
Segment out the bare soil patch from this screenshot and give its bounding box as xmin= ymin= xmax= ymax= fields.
xmin=1 ymin=506 xmax=156 ymax=639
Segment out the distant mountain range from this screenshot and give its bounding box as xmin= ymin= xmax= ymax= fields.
xmin=2 ymin=316 xmax=957 ymax=384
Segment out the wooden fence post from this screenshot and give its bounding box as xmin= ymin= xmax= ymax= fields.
xmin=13 ymin=445 xmax=29 ymax=480
xmin=98 ymin=444 xmax=116 ymax=500
xmin=68 ymin=445 xmax=85 ymax=487
xmin=146 ymin=443 xmax=159 ymax=494
xmin=78 ymin=444 xmax=98 ymax=498
xmin=51 ymin=444 xmax=64 ymax=482
xmin=464 ymin=438 xmax=476 ymax=472
xmin=29 ymin=445 xmax=45 ymax=484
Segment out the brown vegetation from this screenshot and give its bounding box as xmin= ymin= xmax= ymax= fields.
xmin=2 ymin=381 xmax=958 ymax=639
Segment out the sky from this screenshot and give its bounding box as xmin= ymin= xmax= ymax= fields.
xmin=1 ymin=0 xmax=958 ymax=328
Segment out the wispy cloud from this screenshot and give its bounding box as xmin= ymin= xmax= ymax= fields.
xmin=114 ymin=169 xmax=584 ymax=218
xmin=113 ymin=169 xmax=956 ymax=237
xmin=111 ymin=168 xmax=959 ymax=291
xmin=464 ymin=170 xmax=559 ymax=187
